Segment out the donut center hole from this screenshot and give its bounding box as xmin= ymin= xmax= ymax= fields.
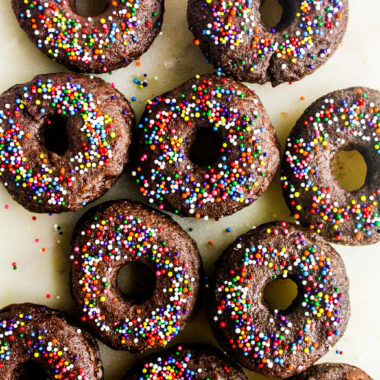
xmin=263 ymin=278 xmax=299 ymax=312
xmin=18 ymin=360 xmax=49 ymax=380
xmin=40 ymin=115 xmax=69 ymax=156
xmin=331 ymin=149 xmax=367 ymax=192
xmin=260 ymin=0 xmax=284 ymax=28
xmin=117 ymin=262 xmax=156 ymax=303
xmin=189 ymin=128 xmax=222 ymax=167
xmin=75 ymin=0 xmax=108 ymax=17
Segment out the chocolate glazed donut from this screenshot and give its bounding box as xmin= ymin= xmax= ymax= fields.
xmin=12 ymin=0 xmax=165 ymax=73
xmin=0 ymin=73 xmax=134 ymax=213
xmin=0 ymin=303 xmax=103 ymax=380
xmin=289 ymin=362 xmax=373 ymax=379
xmin=281 ymin=87 xmax=380 ymax=245
xmin=187 ymin=0 xmax=349 ymax=86
xmin=124 ymin=344 xmax=248 ymax=379
xmin=208 ymin=221 xmax=350 ymax=378
xmin=133 ymin=74 xmax=280 ymax=219
xmin=70 ymin=200 xmax=202 ymax=352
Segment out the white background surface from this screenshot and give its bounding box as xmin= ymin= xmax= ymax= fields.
xmin=0 ymin=0 xmax=379 ymax=379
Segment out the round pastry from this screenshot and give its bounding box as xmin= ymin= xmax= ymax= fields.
xmin=187 ymin=0 xmax=349 ymax=86
xmin=132 ymin=74 xmax=280 ymax=218
xmin=281 ymin=87 xmax=380 ymax=245
xmin=0 ymin=73 xmax=134 ymax=213
xmin=124 ymin=344 xmax=248 ymax=379
xmin=0 ymin=303 xmax=103 ymax=379
xmin=12 ymin=0 xmax=165 ymax=73
xmin=70 ymin=199 xmax=202 ymax=352
xmin=208 ymin=221 xmax=350 ymax=378
xmin=289 ymin=362 xmax=373 ymax=379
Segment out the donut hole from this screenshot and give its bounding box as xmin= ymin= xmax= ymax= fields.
xmin=260 ymin=0 xmax=283 ymax=28
xmin=117 ymin=262 xmax=156 ymax=303
xmin=260 ymin=0 xmax=298 ymax=31
xmin=75 ymin=0 xmax=108 ymax=17
xmin=189 ymin=128 xmax=223 ymax=167
xmin=331 ymin=149 xmax=367 ymax=192
xmin=263 ymin=278 xmax=299 ymax=313
xmin=17 ymin=360 xmax=49 ymax=380
xmin=40 ymin=115 xmax=69 ymax=156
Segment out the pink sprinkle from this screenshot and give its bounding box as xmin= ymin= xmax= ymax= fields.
xmin=4 ymin=205 xmax=9 ymax=209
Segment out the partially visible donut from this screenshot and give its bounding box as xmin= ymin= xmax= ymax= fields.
xmin=187 ymin=0 xmax=349 ymax=86
xmin=289 ymin=362 xmax=373 ymax=379
xmin=12 ymin=0 xmax=165 ymax=73
xmin=124 ymin=344 xmax=248 ymax=379
xmin=132 ymin=74 xmax=280 ymax=219
xmin=0 ymin=303 xmax=103 ymax=380
xmin=208 ymin=221 xmax=350 ymax=378
xmin=281 ymin=87 xmax=380 ymax=245
xmin=70 ymin=200 xmax=202 ymax=352
xmin=0 ymin=73 xmax=134 ymax=213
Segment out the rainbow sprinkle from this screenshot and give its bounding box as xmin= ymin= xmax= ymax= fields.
xmin=138 ymin=348 xmax=198 ymax=379
xmin=134 ymin=345 xmax=236 ymax=379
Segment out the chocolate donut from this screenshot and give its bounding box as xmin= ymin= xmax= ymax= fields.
xmin=124 ymin=344 xmax=248 ymax=379
xmin=12 ymin=0 xmax=165 ymax=73
xmin=281 ymin=87 xmax=380 ymax=245
xmin=208 ymin=221 xmax=350 ymax=378
xmin=187 ymin=0 xmax=349 ymax=86
xmin=289 ymin=362 xmax=373 ymax=379
xmin=0 ymin=303 xmax=103 ymax=380
xmin=0 ymin=73 xmax=134 ymax=213
xmin=132 ymin=74 xmax=280 ymax=219
xmin=70 ymin=200 xmax=202 ymax=352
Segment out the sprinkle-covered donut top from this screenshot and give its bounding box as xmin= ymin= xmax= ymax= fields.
xmin=0 ymin=74 xmax=132 ymax=212
xmin=188 ymin=0 xmax=348 ymax=85
xmin=0 ymin=313 xmax=81 ymax=377
xmin=71 ymin=201 xmax=201 ymax=351
xmin=281 ymin=87 xmax=380 ymax=245
xmin=132 ymin=74 xmax=279 ymax=218
xmin=0 ymin=304 xmax=102 ymax=380
xmin=125 ymin=344 xmax=248 ymax=379
xmin=204 ymin=0 xmax=342 ymax=56
xmin=13 ymin=0 xmax=163 ymax=72
xmin=1 ymin=79 xmax=111 ymax=203
xmin=210 ymin=222 xmax=349 ymax=378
